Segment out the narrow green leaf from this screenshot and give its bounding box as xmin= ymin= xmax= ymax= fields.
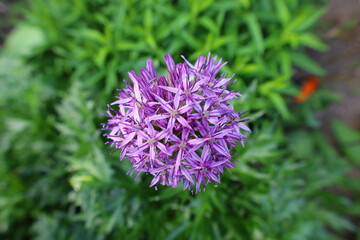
xmin=332 ymin=120 xmax=360 ymax=164
xmin=268 ymin=93 xmax=290 ymax=119
xmin=164 ymin=222 xmax=189 ymax=240
xmin=144 ymin=8 xmax=153 ymax=32
xmin=213 ymin=36 xmax=235 ymax=49
xmin=291 ymin=52 xmax=326 ymax=76
xmin=199 ymin=0 xmax=213 ymax=12
xmin=274 ymin=0 xmax=290 ymax=25
xmin=239 ymin=0 xmax=250 ymax=9
xmin=244 ymin=13 xmax=264 ymax=54
xmin=181 ymin=31 xmax=201 ymax=49
xmin=80 ymin=28 xmax=106 ymax=43
xmin=199 ymin=17 xmax=218 ymax=34
xmin=298 ymin=33 xmax=328 ymax=51
xmin=94 ymin=47 xmax=109 ymax=68
xmin=295 ymin=7 xmax=327 ymax=31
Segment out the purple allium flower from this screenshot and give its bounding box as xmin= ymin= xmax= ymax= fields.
xmin=102 ymin=53 xmax=251 ymax=193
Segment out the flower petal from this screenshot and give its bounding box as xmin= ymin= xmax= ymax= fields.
xmin=174 ymin=90 xmax=181 ymax=109
xmin=148 ymin=114 xmax=169 ymax=121
xmin=159 ymin=86 xmax=179 ymax=93
xmin=157 ymin=142 xmax=171 ymax=155
xmin=178 ymin=105 xmax=192 ymax=114
xmin=188 ymin=138 xmax=208 ymax=146
xmin=176 ymin=116 xmax=192 ymax=129
xmin=153 ymin=94 xmax=173 ymax=113
xmin=181 ymin=167 xmax=194 ymax=184
xmin=119 ymin=132 xmax=136 ymax=148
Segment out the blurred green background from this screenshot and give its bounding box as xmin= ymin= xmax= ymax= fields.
xmin=1 ymin=0 xmax=360 ymax=239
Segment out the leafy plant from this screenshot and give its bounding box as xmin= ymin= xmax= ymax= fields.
xmin=1 ymin=0 xmax=357 ymax=239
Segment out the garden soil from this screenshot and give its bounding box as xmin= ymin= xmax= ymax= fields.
xmin=316 ymin=0 xmax=360 ymax=131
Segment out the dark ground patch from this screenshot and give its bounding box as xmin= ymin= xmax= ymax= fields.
xmin=0 ymin=0 xmax=22 ymax=47
xmin=314 ymin=1 xmax=360 ymax=239
xmin=316 ymin=0 xmax=360 ymax=131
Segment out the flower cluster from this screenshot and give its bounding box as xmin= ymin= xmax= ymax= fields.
xmin=102 ymin=53 xmax=250 ymax=192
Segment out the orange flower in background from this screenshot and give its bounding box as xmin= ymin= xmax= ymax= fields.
xmin=294 ymin=76 xmax=320 ymax=103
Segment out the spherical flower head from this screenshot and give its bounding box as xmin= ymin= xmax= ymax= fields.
xmin=102 ymin=53 xmax=251 ymax=193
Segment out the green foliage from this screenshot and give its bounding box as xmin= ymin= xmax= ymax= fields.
xmin=331 ymin=121 xmax=360 ymax=232
xmin=1 ymin=0 xmax=357 ymax=239
xmin=332 ymin=120 xmax=360 ymax=164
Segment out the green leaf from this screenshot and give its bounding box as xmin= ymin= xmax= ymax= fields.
xmin=105 ymin=59 xmax=118 ymax=94
xmin=295 ymin=7 xmax=327 ymax=31
xmin=164 ymin=222 xmax=189 ymax=240
xmin=199 ymin=0 xmax=213 ymax=12
xmin=80 ymin=28 xmax=106 ymax=43
xmin=279 ymin=51 xmax=292 ymax=76
xmin=268 ymin=93 xmax=290 ymax=119
xmin=244 ymin=13 xmax=264 ymax=54
xmin=332 ymin=120 xmax=360 ymax=164
xmin=5 ymin=24 xmax=45 ymax=56
xmin=116 ymin=41 xmax=141 ymax=51
xmin=94 ymin=47 xmax=109 ymax=68
xmin=199 ymin=16 xmax=218 ymax=34
xmin=291 ymin=52 xmax=326 ymax=76
xmin=274 ymin=0 xmax=290 ymax=25
xmin=181 ymin=31 xmax=201 ymax=49
xmin=239 ymin=0 xmax=250 ymax=9
xmin=144 ymin=8 xmax=153 ymax=32
xmin=298 ymin=33 xmax=327 ymax=51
